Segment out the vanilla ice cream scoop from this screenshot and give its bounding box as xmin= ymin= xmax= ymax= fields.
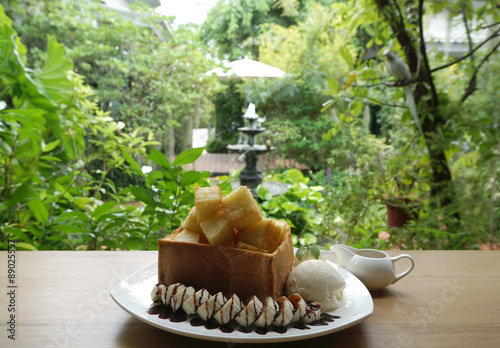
xmin=285 ymin=259 xmax=345 ymax=312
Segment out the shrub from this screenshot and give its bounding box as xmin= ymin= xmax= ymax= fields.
xmin=256 ymin=169 xmax=326 ymax=246
xmin=0 ymin=8 xmax=210 ymax=250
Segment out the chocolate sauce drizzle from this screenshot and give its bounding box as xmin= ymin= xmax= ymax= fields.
xmin=147 ymin=302 xmax=341 ymax=335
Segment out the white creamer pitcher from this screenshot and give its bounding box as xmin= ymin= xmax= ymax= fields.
xmin=330 ymin=244 xmax=414 ymax=290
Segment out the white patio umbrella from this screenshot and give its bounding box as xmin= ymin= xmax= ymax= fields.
xmin=206 ymin=58 xmax=285 ymax=78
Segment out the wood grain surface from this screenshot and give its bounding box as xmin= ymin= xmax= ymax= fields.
xmin=1 ymin=250 xmax=498 ymax=347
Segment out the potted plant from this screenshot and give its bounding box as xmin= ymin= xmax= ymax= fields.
xmin=373 ymin=153 xmax=426 ymax=228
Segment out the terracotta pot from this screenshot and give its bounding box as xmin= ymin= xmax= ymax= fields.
xmin=386 ymin=199 xmax=419 ymax=228
xmin=387 ymin=204 xmax=410 ymax=228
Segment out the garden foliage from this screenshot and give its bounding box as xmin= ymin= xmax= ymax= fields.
xmin=1 ymin=1 xmax=498 ymax=251
xmin=0 ymin=6 xmax=209 ymax=250
xmin=5 ymin=0 xmax=219 ymax=160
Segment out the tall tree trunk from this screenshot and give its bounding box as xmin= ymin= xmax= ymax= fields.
xmin=374 ymin=0 xmax=460 ymax=220
xmin=181 ymin=116 xmax=193 ymax=152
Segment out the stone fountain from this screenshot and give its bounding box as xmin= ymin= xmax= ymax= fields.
xmin=227 ymin=103 xmax=274 ymax=193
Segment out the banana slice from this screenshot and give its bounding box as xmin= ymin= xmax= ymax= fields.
xmin=272 ymin=296 xmax=294 ymax=327
xmin=196 ymin=292 xmax=226 ymax=321
xmin=151 ymin=283 xmax=165 ymax=302
xmin=182 ymin=288 xmax=210 ymax=315
xmin=171 ymin=286 xmax=195 ymax=311
xmin=213 ymin=294 xmax=242 ymax=325
xmin=301 ymin=301 xmax=322 ymax=324
xmin=288 ymin=293 xmax=307 ymax=323
xmin=254 ymin=297 xmax=278 ymax=327
xmin=234 ymin=295 xmax=263 ymax=327
xmin=162 ymin=283 xmax=185 ymax=305
xmin=152 ymin=283 xmax=330 ymax=328
xmin=150 ymin=284 xmax=159 ymax=302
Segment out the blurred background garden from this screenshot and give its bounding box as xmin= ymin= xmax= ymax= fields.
xmin=0 ymin=0 xmax=498 ymax=251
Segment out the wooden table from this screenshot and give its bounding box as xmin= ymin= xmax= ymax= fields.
xmin=1 ymin=250 xmax=499 ymax=347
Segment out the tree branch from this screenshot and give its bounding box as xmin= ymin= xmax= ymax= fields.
xmin=362 ymin=75 xmax=391 ymax=81
xmin=472 ymin=21 xmax=500 ymax=31
xmin=390 ymin=0 xmax=405 ymax=28
xmin=430 ymin=27 xmax=500 ymax=73
xmin=418 ymin=0 xmax=439 ymax=107
xmin=360 ymin=94 xmax=408 ymax=109
xmin=385 ymin=75 xmax=422 ymax=87
xmin=374 ymin=0 xmax=417 ymax=71
xmin=461 ymin=0 xmax=475 ymax=60
xmin=343 ymin=79 xmax=388 ymax=88
xmin=460 ymin=40 xmax=500 ymax=102
xmin=461 ymin=0 xmax=476 ymax=93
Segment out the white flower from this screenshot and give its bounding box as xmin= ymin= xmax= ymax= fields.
xmin=141 ymin=166 xmax=153 ymax=174
xmin=117 ymin=121 xmax=125 ymax=130
xmin=334 ymin=216 xmax=344 ymax=224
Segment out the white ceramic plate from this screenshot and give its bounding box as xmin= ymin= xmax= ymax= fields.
xmin=110 ymin=260 xmax=373 ymax=343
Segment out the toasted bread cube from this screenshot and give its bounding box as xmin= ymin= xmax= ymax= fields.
xmin=195 ymin=186 xmax=222 ymax=223
xmin=182 ymin=206 xmax=203 ymax=234
xmin=181 ymin=207 xmax=209 ymax=243
xmin=237 ymin=218 xmax=284 ymax=253
xmin=173 ymin=229 xmax=200 ymax=243
xmin=200 ymin=211 xmax=235 ymax=246
xmin=222 ymin=186 xmax=262 ymax=230
xmin=235 ymin=241 xmax=267 ymax=253
xmin=271 ymin=219 xmax=288 ymax=245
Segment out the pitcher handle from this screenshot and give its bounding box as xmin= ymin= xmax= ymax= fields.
xmin=391 ymin=254 xmax=415 ymax=284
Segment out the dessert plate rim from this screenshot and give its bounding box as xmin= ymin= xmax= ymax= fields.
xmin=110 ymin=260 xmax=373 ymax=343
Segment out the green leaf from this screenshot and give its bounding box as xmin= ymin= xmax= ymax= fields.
xmin=92 ymin=201 xmax=116 ymax=220
xmin=162 ymin=166 xmax=182 ymax=182
xmin=27 ymin=197 xmax=49 ymax=223
xmin=123 ymin=150 xmax=144 ymax=177
xmin=180 ymin=170 xmax=202 ymax=187
xmin=56 ymin=211 xmax=91 ymax=223
xmin=219 ymin=181 xmax=234 ymax=195
xmin=257 ymin=185 xmax=272 ymax=201
xmin=328 ymin=78 xmax=339 ymax=93
xmin=339 ymin=45 xmax=354 ymax=69
xmin=10 ymin=183 xmax=31 ymax=206
xmin=308 ymin=244 xmax=322 ymax=259
xmin=130 ymin=186 xmax=156 ymax=206
xmin=147 ymin=147 xmax=171 ymax=168
xmin=51 ymin=224 xmax=87 ymax=233
xmin=295 ymin=247 xmax=308 ymax=261
xmin=173 ymin=147 xmax=204 ymax=166
xmin=281 ymin=202 xmax=298 ymax=211
xmin=286 ymin=168 xmax=304 ymax=183
xmin=296 ymin=244 xmax=324 ymax=260
xmin=54 ymin=182 xmax=72 ymax=201
xmin=36 ymin=35 xmax=73 ymax=104
xmin=42 ymin=140 xmax=60 ymax=152
xmin=40 ymin=155 xmax=62 ymax=162
xmin=177 ymin=191 xmax=195 ymax=206
xmin=27 ymin=225 xmax=44 ymax=239
xmin=15 ymin=242 xmax=37 ymax=251
xmin=13 ymin=141 xmax=36 ymax=157
xmin=302 ymin=233 xmax=318 ymax=245
xmin=4 ymin=227 xmax=33 ymax=244
xmin=145 ymin=170 xmax=163 ymax=187
xmin=73 ymin=197 xmax=93 ymax=210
